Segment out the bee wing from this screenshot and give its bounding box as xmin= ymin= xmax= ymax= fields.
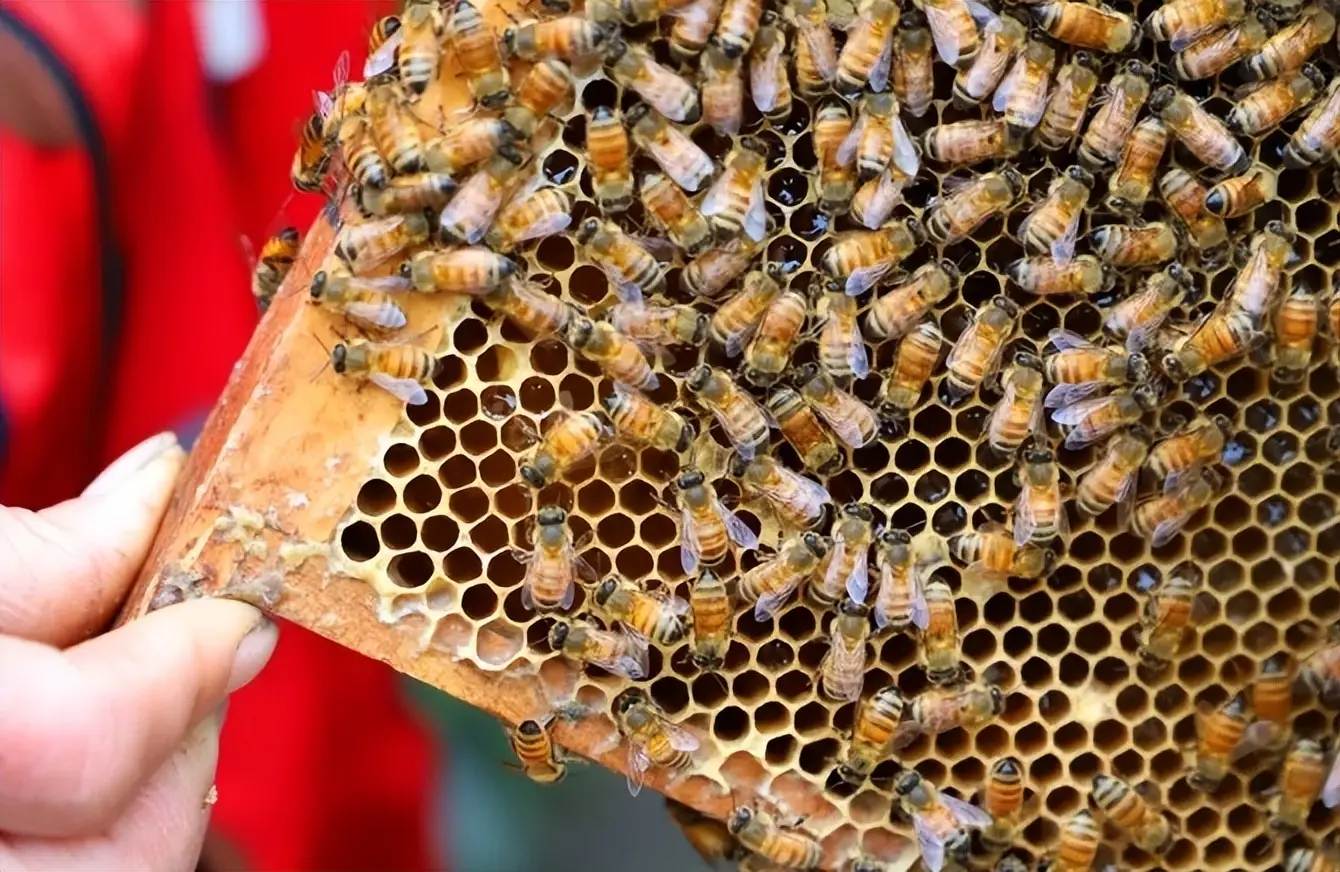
xmin=992 ymin=56 xmax=1021 ymax=113
xmin=626 ymin=742 xmax=652 ymax=797
xmin=846 ymin=552 xmax=871 ymax=604
xmin=315 ymin=89 xmax=336 ymax=120
xmin=966 ymin=0 xmax=996 ymax=25
xmin=922 ymin=2 xmax=962 ymax=67
xmin=698 ymin=169 xmax=734 ymax=219
xmin=343 ymin=300 xmax=410 ymax=331
xmin=943 ymin=795 xmax=993 ymax=829
xmin=845 ymin=263 xmax=895 ymax=296
xmin=717 ymin=497 xmax=761 ymax=550
xmin=369 ymin=373 xmax=430 ymax=406
xmin=1115 ymin=469 xmax=1139 ymax=530
xmin=1013 ymin=488 xmax=1038 ymax=546
xmin=908 ymin=566 xmax=931 ymax=629
xmin=355 ymin=275 xmax=415 ymax=294
xmin=891 ymin=719 xmax=923 ymax=752
xmin=798 ymin=21 xmax=839 ymax=81
xmin=912 ymin=814 xmax=948 ymax=872
xmin=1151 ymin=510 xmax=1194 ymax=548
xmin=1044 ymin=380 xmax=1105 ymax=409
xmin=961 ymin=561 xmax=1007 ymax=602
xmin=666 ymin=723 xmax=702 ymax=753
xmin=1323 ymin=751 xmax=1340 ymax=809
xmin=754 ymin=577 xmax=801 ymax=622
xmin=820 ymin=399 xmax=875 ymax=449
xmin=364 ymin=29 xmax=404 ymax=78
xmin=868 ymin=32 xmax=894 ymax=92
xmin=891 ymin=112 xmax=921 ymax=178
xmin=744 ymin=177 xmax=769 ymax=243
xmin=1051 ymin=207 xmax=1081 ymax=265
xmin=518 ymin=210 xmax=575 ymax=243
xmin=680 ymin=508 xmax=702 ymax=575
xmin=332 ymin=49 xmax=350 ymax=91
xmin=1047 ymin=328 xmax=1094 ymax=351
xmin=945 ymin=321 xmax=981 ymax=374
xmin=1168 ymin=28 xmax=1202 ymax=52
xmin=838 ymin=113 xmax=867 ymax=168
xmin=750 ymin=38 xmax=786 ymax=113
xmin=1052 ymin=396 xmax=1116 ymax=447
xmin=1160 ymin=462 xmax=1204 ymax=495
xmin=605 ymin=626 xmax=651 ymax=679
xmin=849 ymin=330 xmax=872 ymax=379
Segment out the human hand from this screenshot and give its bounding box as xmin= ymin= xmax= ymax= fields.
xmin=0 ymin=432 xmax=278 ymax=871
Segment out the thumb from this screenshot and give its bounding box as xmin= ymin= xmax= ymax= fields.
xmin=0 ymin=431 xmax=186 ymax=647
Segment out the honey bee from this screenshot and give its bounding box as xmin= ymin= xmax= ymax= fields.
xmin=291 ymin=113 xmax=330 ymax=194
xmin=1090 ymin=221 xmax=1180 ymax=268
xmin=1043 ymin=329 xmax=1149 ymax=408
xmin=1301 ymin=622 xmax=1340 ymax=705
xmin=503 ymin=59 xmax=575 ymax=140
xmin=713 ymin=0 xmax=765 ymax=57
xmin=796 ymin=363 xmax=880 ymax=448
xmin=365 ymin=81 xmax=425 ymax=175
xmin=946 ymin=295 xmax=1019 ymax=401
xmin=550 ymin=619 xmax=648 ymax=685
xmin=749 ymin=13 xmax=793 ymax=120
xmin=993 ymin=40 xmax=1057 ymax=138
xmin=700 ymin=45 xmax=745 ymax=137
xmin=613 ymin=690 xmax=700 ymax=796
xmin=627 ymin=104 xmax=714 ymax=194
xmin=1008 ymin=255 xmax=1111 ymax=297
xmin=848 ymin=92 xmax=920 ymax=181
xmin=328 ymin=338 xmax=438 ymax=405
xmin=1034 ymin=1 xmax=1139 ymax=52
xmin=519 ymin=505 xmax=593 ymax=612
xmin=1229 ymin=65 xmax=1325 ymax=135
xmin=566 ymin=315 xmax=658 ymax=391
xmin=815 ymin=100 xmax=858 ymax=216
xmin=501 ymin=16 xmax=608 ymax=62
xmin=823 ymin=219 xmax=926 ymax=296
xmin=1131 ymin=468 xmax=1219 ymax=547
xmin=821 ymin=598 xmax=872 ymax=701
xmin=487 ymin=278 xmax=577 ymax=339
xmin=953 ymin=13 xmax=1027 ymax=107
xmin=789 ymin=0 xmax=839 ymax=95
xmin=1151 ymin=85 xmax=1249 ymax=174
xmin=1022 ymin=166 xmax=1093 ymax=263
xmin=334 ymin=212 xmax=430 ymax=273
xmin=872 ymin=529 xmax=935 ymax=631
xmin=1271 ymin=285 xmax=1322 ymax=382
xmin=622 ymin=0 xmax=698 ymax=25
xmin=1105 ymin=264 xmax=1194 ymax=352
xmin=1159 ymin=169 xmax=1230 ymax=254
xmin=667 ymin=799 xmax=743 ymax=865
xmin=1205 ymin=166 xmax=1277 ymax=218
xmin=927 ymin=168 xmax=1025 ymax=245
xmin=892 ymin=11 xmax=936 ymax=116
xmin=688 ymin=568 xmax=734 ymax=671
xmin=920 ymin=579 xmax=963 ymax=685
xmin=988 ymin=354 xmax=1045 ymax=455
xmin=671 ymin=0 xmax=725 ymax=63
xmin=520 ymin=410 xmax=610 ymax=488
xmin=948 ymin=522 xmax=1054 ymax=596
xmin=1107 ymin=117 xmax=1167 ymax=215
xmin=364 ymin=14 xmax=403 ymax=79
xmin=684 ymin=236 xmax=766 ymax=300
xmin=604 ymin=38 xmax=701 ymax=123
xmin=894 ymin=770 xmax=993 ymax=872
xmin=1147 ymin=0 xmax=1246 ymax=49
xmin=726 ymin=806 xmax=824 ymax=870
xmin=1136 ymin=562 xmax=1202 ymax=670
xmin=423 ymin=116 xmax=513 ymax=179
xmin=1284 ymin=840 xmax=1340 ymax=872
xmin=251 ymin=227 xmax=301 ymax=311
xmin=397 ymin=1 xmax=443 ymax=97
xmin=1241 ymin=4 xmax=1335 ymax=82
xmin=1223 ymin=220 xmax=1295 ymax=326
xmin=745 ymin=290 xmax=809 ymax=387
xmin=814 ymin=502 xmax=876 ymax=605
xmin=336 ymin=114 xmax=392 ymax=191
xmin=1090 ymin=774 xmax=1174 ymax=854
xmin=899 ymin=681 xmax=1006 ymax=747
xmin=852 ymin=168 xmax=912 ymax=230
xmin=1244 ymin=652 xmax=1294 ymax=757
xmin=838 ymin=0 xmax=901 ymax=94
xmin=507 ymin=715 xmax=566 ymax=784
xmin=1078 ymin=60 xmax=1154 ymax=168
xmin=882 ymin=322 xmax=945 ymax=415
xmin=446 ymin=0 xmax=510 ymax=107
xmin=1188 ymin=691 xmax=1253 ymax=792
xmin=818 ymin=291 xmax=870 ymax=383
xmin=1013 ymin=442 xmax=1067 ymax=546
xmin=309 ymin=262 xmax=410 ymax=331
xmin=357 ymin=174 xmax=457 ymax=217
xmin=677 ymin=468 xmax=760 ymax=572
xmin=711 ymin=265 xmax=784 ymax=356
xmin=1146 ymin=414 xmax=1231 ymax=492
xmin=585 ymin=106 xmax=635 ymax=215
xmin=686 ymin=365 xmax=772 ymax=459
xmin=836 ymin=685 xmax=906 ymax=785
xmin=768 ymin=387 xmax=844 ymax=474
xmin=1267 ymin=737 xmax=1327 ymax=832
xmin=737 ymin=531 xmax=830 ymax=619
xmin=1174 ymin=15 xmax=1269 ymax=80
xmin=1076 ymin=428 xmax=1149 ymax=519
xmin=701 ymin=137 xmax=770 ymax=242
xmin=735 ymin=455 xmax=835 ymax=534
xmin=603 ymin=383 xmax=692 ymax=453
xmin=403 ymin=247 xmax=517 ymax=295
xmin=1034 ymin=52 xmax=1101 ymax=151
xmin=922 ymin=119 xmax=1011 ymax=166
xmin=610 ymin=301 xmax=708 ymax=348
xmin=1052 ymin=385 xmax=1159 ymax=450
xmin=916 ymin=0 xmax=985 ymax=68
xmin=1285 ymin=76 xmax=1340 ymax=167
xmin=438 ymin=146 xmax=528 ymax=245
xmin=575 ymin=218 xmax=665 ymax=303
xmin=485 ymin=188 xmax=573 ymax=252
xmin=1041 ymin=809 xmax=1101 ymax=872
xmin=594 ymin=578 xmax=690 ymax=645
xmin=980 ymin=757 xmax=1027 ymax=855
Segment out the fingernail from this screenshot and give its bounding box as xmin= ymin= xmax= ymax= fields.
xmin=84 ymin=431 xmax=181 ymax=498
xmin=226 ymin=615 xmax=278 ymax=693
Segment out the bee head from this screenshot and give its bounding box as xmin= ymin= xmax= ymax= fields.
xmin=1126 ymin=352 xmax=1150 ymax=384
xmin=1000 ymin=166 xmax=1026 ymax=199
xmin=685 ymin=364 xmax=712 ymax=393
xmin=1065 ymin=165 xmax=1095 ymax=189
xmin=498 ymin=142 xmax=525 ymax=166
xmin=992 ymin=756 xmax=1022 ymax=778
xmin=520 ymin=463 xmax=548 ymax=489
xmin=331 ymin=343 xmax=348 ymax=374
xmin=992 ymin=294 xmax=1020 ymax=318
xmin=1301 ymin=63 xmax=1327 ymax=91
xmin=1211 ymin=413 xmax=1234 ymax=437
xmin=677 ymin=469 xmax=706 ymax=491
xmin=576 ymin=218 xmax=601 ymax=245
xmin=536 ymin=505 xmax=567 ymax=527
xmin=893 ymin=770 xmax=922 ymax=796
xmin=1166 ymin=262 xmax=1192 ymax=289
xmin=547 ymin=621 xmax=571 ymax=649
xmin=838 ymin=597 xmax=867 ymax=618
xmin=624 ymin=102 xmax=651 ymax=126
xmin=882 ymin=527 xmax=911 ymax=547
xmin=728 ymin=452 xmax=751 ymax=478
xmin=1200 ymin=465 xmax=1225 ymax=492
xmin=1073 ymin=50 xmax=1098 ymax=71
xmin=801 ymin=531 xmax=828 ymax=559
xmin=843 ymin=502 xmax=874 ymax=522
xmin=566 ymin=314 xmax=595 ymax=348
xmin=602 ymin=34 xmax=629 ymax=62
xmin=593 ymin=578 xmax=620 ymax=605
xmin=1124 ymin=59 xmax=1155 ymax=80
xmin=591 ymin=104 xmax=615 ymax=123
xmin=792 ymin=361 xmax=821 ymax=387
xmin=1133 ymin=382 xmax=1162 ymax=410
xmin=740 ymin=136 xmax=770 ymax=157
xmin=310 ymin=270 xmax=328 ymax=300
xmin=1266 ymin=219 xmax=1297 ymax=244
xmin=938 ymin=258 xmax=962 ymax=286
xmin=1023 ymin=443 xmax=1054 ymax=466
xmin=1161 ymin=351 xmax=1190 ymax=382
xmin=501 ymin=27 xmax=517 ymax=53
xmin=765 ymin=261 xmax=787 ymax=281
xmin=1149 ymin=84 xmax=1177 ymax=112
xmin=900 ymin=7 xmax=927 ymax=27
xmin=613 ymin=687 xmax=646 ymax=716
xmin=1013 ymin=350 xmax=1041 ymax=371
xmin=1039 ymin=548 xmax=1058 ymax=578
xmin=726 ymin=807 xmax=754 ymax=835
xmin=278 ymin=226 xmax=300 ymax=244
xmin=904 ymin=217 xmax=926 ymax=247
xmin=517 ymin=719 xmax=543 ymax=736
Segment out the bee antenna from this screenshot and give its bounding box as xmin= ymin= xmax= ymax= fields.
xmin=308 ymin=333 xmax=334 ymax=383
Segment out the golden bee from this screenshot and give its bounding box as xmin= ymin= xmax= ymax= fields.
xmin=1267 ymin=737 xmax=1327 ymax=833
xmin=850 ymin=91 xmax=920 ymax=180
xmin=700 ymin=44 xmax=745 ymax=137
xmin=813 ymin=502 xmax=877 ymax=606
xmin=1130 ymin=468 xmax=1219 ymax=547
xmin=309 ymin=262 xmax=410 ymax=332
xmin=329 ymin=338 xmax=439 ymax=406
xmin=1173 ymin=15 xmax=1269 ymax=80
xmin=750 ymin=12 xmax=793 ymax=121
xmin=519 ymin=505 xmax=595 ymax=612
xmin=744 ymin=289 xmax=809 ymax=387
xmin=953 ymin=13 xmax=1027 ymax=107
xmin=1022 ymin=166 xmax=1093 ymax=263
xmin=994 ymin=39 xmax=1057 ymax=138
xmin=927 ymin=168 xmax=1025 ymax=245
xmin=1204 ymin=166 xmax=1278 ymax=218
xmin=733 ymin=455 xmax=835 ymax=534
xmin=357 ymin=173 xmax=457 ymax=217
xmin=1090 ymin=774 xmax=1173 ymax=855
xmin=837 ymin=685 xmax=906 ymax=785
xmin=438 ymin=146 xmax=528 ymax=245
xmin=610 ymin=301 xmax=707 ymax=348
xmin=1034 ymin=1 xmax=1139 ymax=52
xmin=566 ymin=314 xmax=659 ymax=391
xmin=670 ymin=0 xmax=725 ymax=63
xmin=1090 ymin=221 xmax=1179 ymax=268
xmin=882 ymin=321 xmax=945 ymax=416
xmin=604 ymin=37 xmax=701 ymax=123
xmin=1150 ymin=84 xmax=1249 ymax=174
xmin=1284 ymin=841 xmax=1340 ymax=872
xmin=1241 ymin=4 xmax=1335 ymax=82
xmin=898 ymin=681 xmax=1006 ymax=747
xmin=676 ymin=467 xmax=760 ymax=573
xmin=575 ymin=218 xmax=665 ymax=302
xmin=336 ymin=113 xmax=392 ymax=191
xmin=980 ymin=757 xmax=1027 ymax=856
xmin=291 ymin=113 xmax=331 ymax=193
xmin=714 ymin=0 xmax=765 ymax=57
xmin=1035 ymin=52 xmax=1101 ymax=151
xmin=446 ymin=0 xmax=510 ymax=108
xmin=613 ymin=689 xmax=700 ymax=796
xmin=1301 ymin=622 xmax=1340 ymax=705
xmin=1137 ymin=562 xmax=1203 ymax=671
xmin=1189 ymin=691 xmax=1253 ymax=792
xmin=683 ymin=236 xmax=766 ymax=300
xmin=726 ymin=806 xmax=823 ymax=870
xmin=988 ymin=353 xmax=1046 ymax=455
xmin=789 ymin=0 xmax=839 ymax=95
xmin=1008 ymin=255 xmax=1111 ymax=297
xmin=820 ymin=598 xmax=872 ymax=702
xmin=403 ymin=247 xmax=517 ymax=295
xmin=1078 ymin=60 xmax=1154 ymax=168
xmin=1162 ymin=306 xmax=1259 ymax=380
xmin=365 ymin=80 xmax=425 ymax=175
xmin=948 ymin=522 xmax=1054 ymax=596
xmin=1076 ymin=427 xmax=1149 ymax=519
xmin=1042 ymin=809 xmax=1101 ymax=872
xmin=627 ymin=104 xmax=714 ymax=193
xmin=1043 ymin=329 xmax=1149 ymax=408
xmin=768 ymin=387 xmax=844 ymax=475
xmin=603 ymin=383 xmax=692 ymax=453
xmin=1285 ymin=76 xmax=1340 ymax=167
xmin=920 ymin=579 xmax=963 ymax=685
xmin=894 ymin=770 xmax=993 ymax=872
xmin=503 ymin=58 xmax=575 ymax=140
xmin=838 ymin=0 xmax=901 ymax=95
xmin=586 ymin=106 xmax=635 ymax=214
xmin=872 ymin=528 xmax=935 ymax=632
xmin=945 ymin=294 xmax=1019 ymax=401
xmin=1245 ymin=652 xmax=1294 ymax=757
xmin=486 ymin=278 xmax=577 ymax=339
xmin=688 ymin=568 xmax=734 ymax=671
xmin=1223 ymin=220 xmax=1295 ymax=326
xmin=815 ymin=99 xmax=858 ymax=216
xmin=922 ymin=118 xmax=1011 ymax=167
xmin=711 ymin=265 xmax=784 ymax=356
xmin=334 ymin=212 xmax=432 ymax=274
xmin=736 ymin=531 xmax=830 ymax=620
xmin=250 ymin=227 xmax=301 ymax=311
xmin=501 ymin=16 xmax=609 ymax=62
xmin=423 ymin=116 xmax=513 ymax=178
xmin=640 ymin=173 xmax=713 ymax=256
xmin=666 ymin=798 xmax=742 ymax=865
xmin=915 ymin=0 xmax=984 ymax=68
xmin=819 ymin=290 xmax=871 ymax=382
xmin=519 ymin=409 xmax=610 ymax=488
xmin=1104 ymin=264 xmax=1194 ymax=352
xmin=1160 ymin=168 xmax=1230 ymax=254
xmin=507 ymin=715 xmax=566 ymax=784
xmin=1228 ymin=65 xmax=1326 ymax=134
xmin=1271 ymin=285 xmax=1322 ymax=382
xmin=1052 ymin=385 xmax=1159 ymax=450
xmin=685 ymin=365 xmax=772 ymax=459
xmin=397 ymin=0 xmax=444 ymax=97
xmin=485 ymin=187 xmax=573 ymax=252
xmin=796 ymin=363 xmax=880 ymax=449
xmin=1107 ymin=116 xmax=1167 ymax=214
xmin=1013 ymin=442 xmax=1068 ymax=546
xmin=701 ymin=137 xmax=770 ymax=242
xmin=1145 ymin=414 xmax=1231 ymax=492
xmin=593 ymin=578 xmax=690 ymax=645
xmin=1147 ymin=0 xmax=1246 ymax=50
xmin=621 ymin=0 xmax=698 ymax=25
xmin=823 ymin=218 xmax=926 ymax=295
xmin=892 ymin=11 xmax=936 ymax=116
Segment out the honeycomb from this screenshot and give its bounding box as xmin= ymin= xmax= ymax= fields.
xmin=122 ymin=1 xmax=1340 ymax=870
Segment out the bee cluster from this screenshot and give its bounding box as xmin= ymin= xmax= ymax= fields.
xmin=255 ymin=0 xmax=1340 ymax=867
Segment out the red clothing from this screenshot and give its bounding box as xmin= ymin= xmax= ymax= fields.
xmin=0 ymin=1 xmax=438 ymax=869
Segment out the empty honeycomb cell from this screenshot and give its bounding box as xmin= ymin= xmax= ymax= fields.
xmin=380 ymin=514 xmax=418 ymax=550
xmin=357 ymin=478 xmax=398 ymax=516
xmin=517 ymin=378 xmax=554 ymax=415
xmin=388 ymin=551 xmax=435 ymax=588
xmin=403 ymin=474 xmax=443 ymax=513
xmin=1037 ymin=624 xmax=1071 ymax=656
xmin=1038 ymin=691 xmax=1069 ymax=725
xmin=765 ymin=734 xmax=798 ymax=767
xmin=1054 ymin=722 xmax=1088 ymax=754
xmin=915 ymin=406 xmax=953 ymax=442
xmin=798 ymin=738 xmax=839 ymax=775
xmin=1283 ymin=463 xmax=1318 ymax=496
xmin=1257 ymin=496 xmax=1293 ymax=528
xmin=1311 ymin=587 xmax=1340 ymax=620
xmin=754 ymin=701 xmax=790 ymax=735
xmin=650 ymin=677 xmax=689 ymax=715
xmin=1093 ymin=657 xmax=1130 ymax=688
xmin=461 ymin=583 xmax=498 ymax=620
xmin=459 ymin=420 xmax=498 ymax=456
xmin=406 ymin=395 xmax=442 ymax=428
xmin=453 ymin=318 xmax=489 ymax=356
xmin=434 ymin=355 xmax=466 ymax=391
xmin=1068 ymin=752 xmax=1102 ymax=781
xmin=383 ymin=443 xmax=420 ymax=477
xmin=1232 ymin=528 xmax=1268 ymax=561
xmin=756 ymin=639 xmax=795 ymax=673
xmin=340 ymin=520 xmax=379 ymax=562
xmin=447 ymin=485 xmax=488 ymax=522
xmin=445 ymin=546 xmax=483 ymax=582
xmin=418 ymin=425 xmax=456 ymax=460
xmin=440 ymin=455 xmax=477 ymax=490
xmin=470 ymin=516 xmax=509 ymax=554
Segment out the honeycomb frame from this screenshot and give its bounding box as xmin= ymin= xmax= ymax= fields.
xmin=121 ymin=2 xmax=1340 ymax=869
